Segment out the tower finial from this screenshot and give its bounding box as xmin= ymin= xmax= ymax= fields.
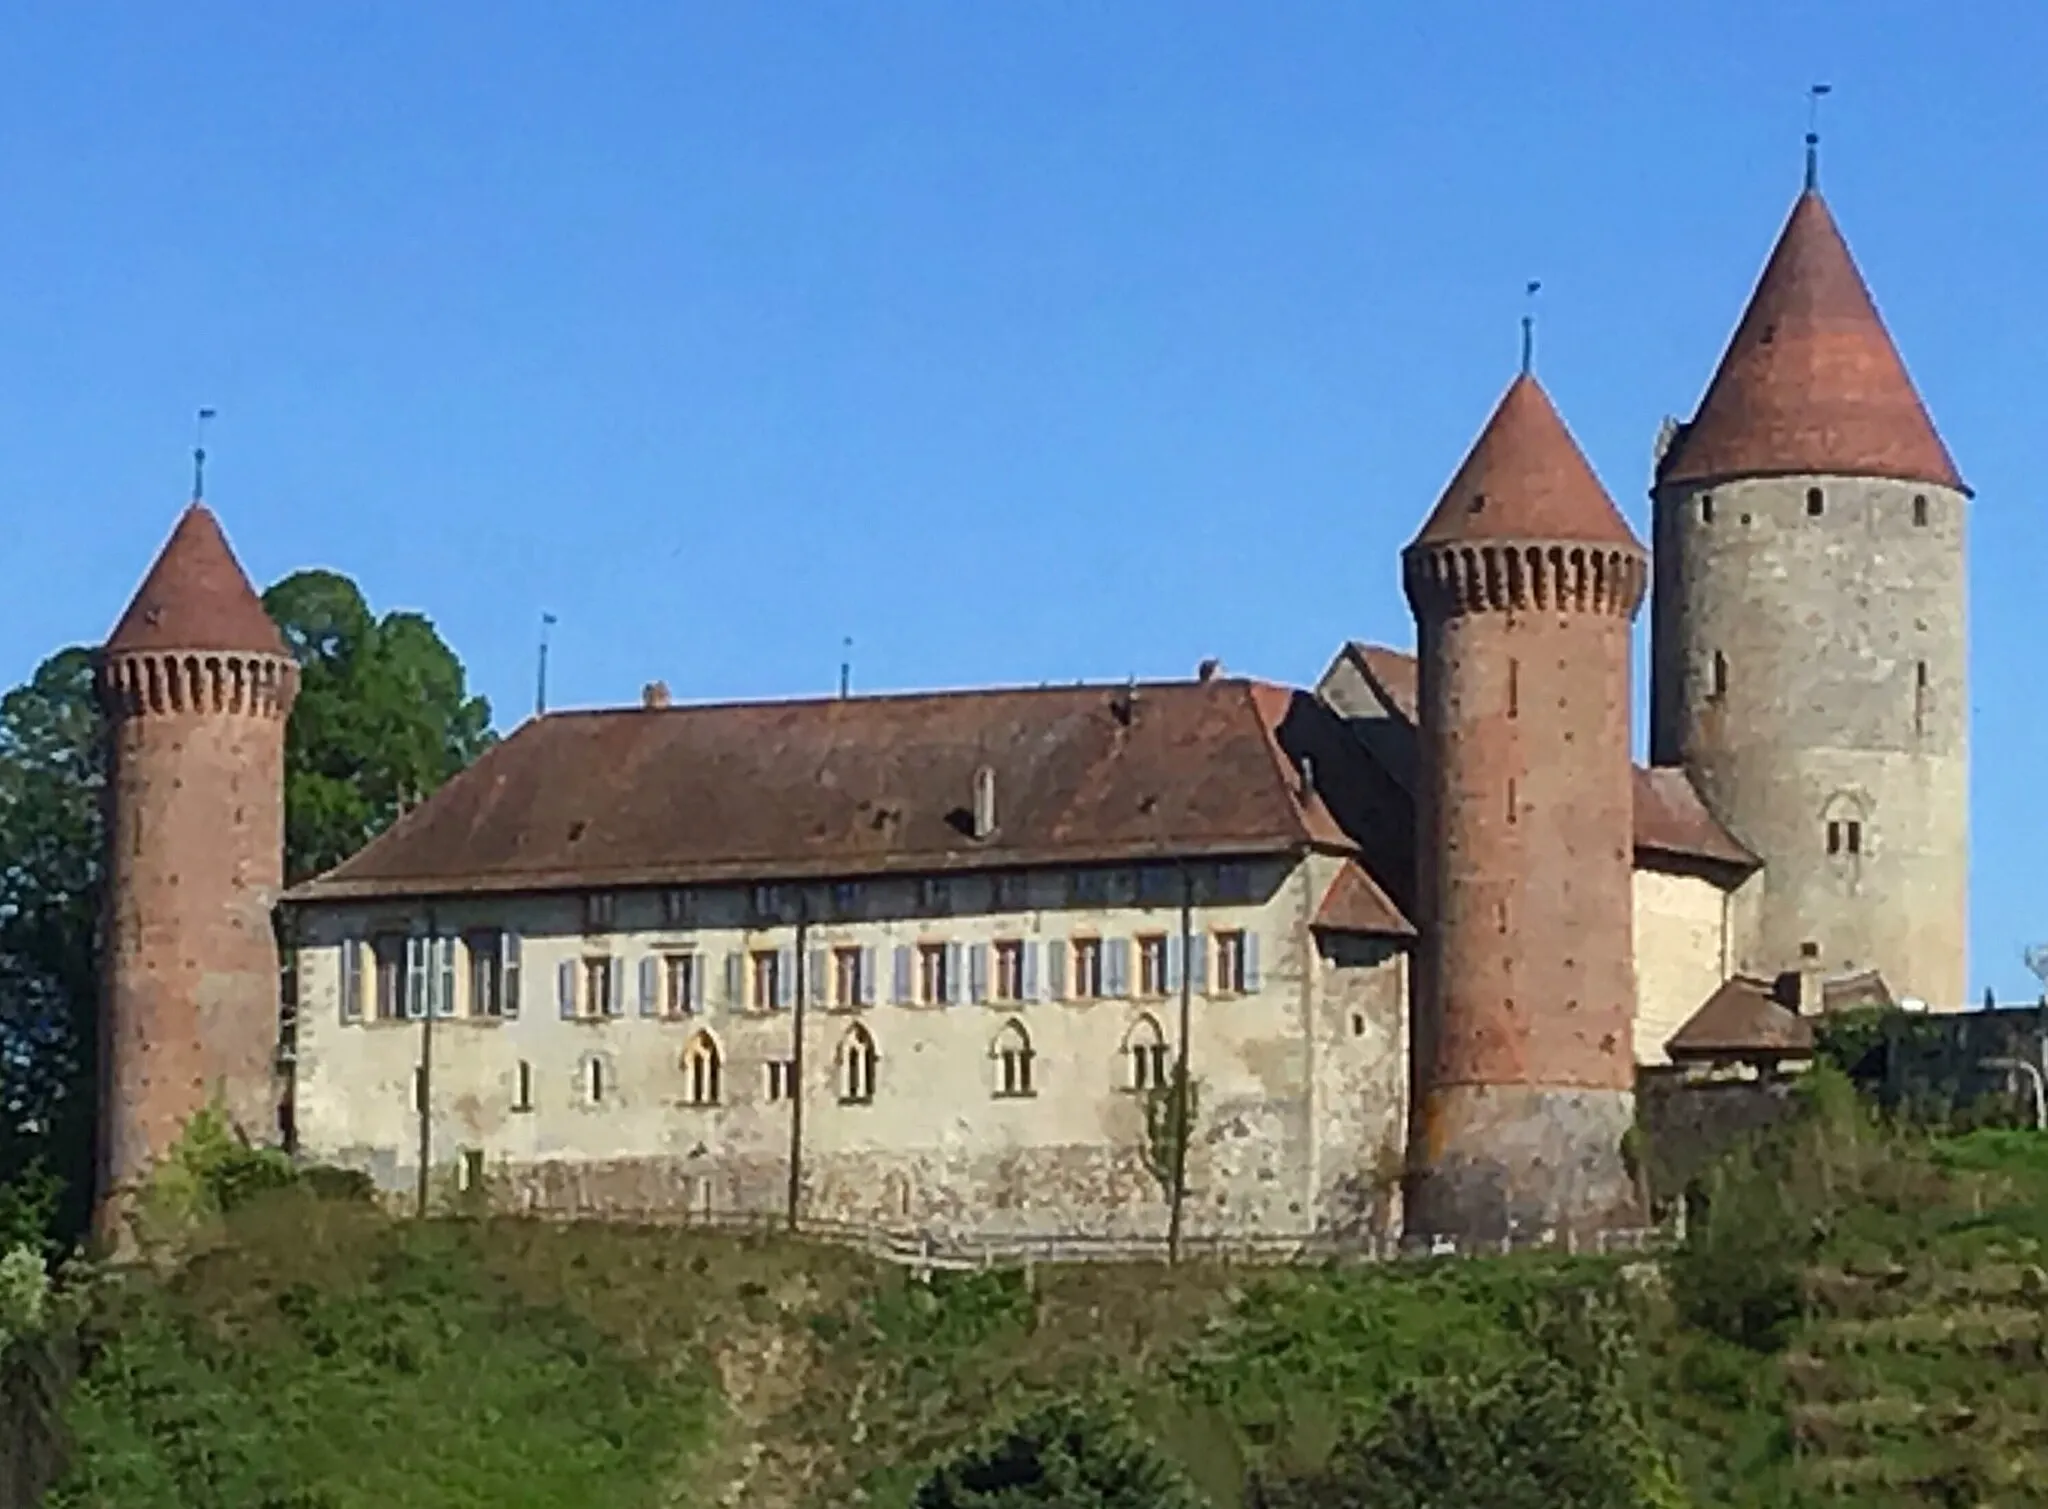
xmin=1519 ymin=280 xmax=1541 ymax=375
xmin=1805 ymin=82 xmax=1832 ymax=191
xmin=192 ymin=407 xmax=217 ymax=502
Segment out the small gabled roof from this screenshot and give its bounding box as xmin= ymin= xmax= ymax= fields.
xmin=1657 ymin=190 xmax=1965 ymax=493
xmin=1409 ymin=373 xmax=1641 ymax=550
xmin=1667 ymin=975 xmax=1815 ymax=1063
xmin=287 ymin=678 xmax=1384 ymax=903
xmin=105 ymin=503 xmax=287 ymax=657
xmin=1312 ymin=860 xmax=1414 ymax=938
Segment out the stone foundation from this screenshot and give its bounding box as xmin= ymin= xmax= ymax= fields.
xmin=1405 ymin=1082 xmax=1640 ymax=1241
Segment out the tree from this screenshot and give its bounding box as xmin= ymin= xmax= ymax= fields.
xmin=262 ymin=571 xmax=493 ymax=884
xmin=915 ymin=1402 xmax=1209 ymax=1509
xmin=0 ymin=573 xmax=491 ymax=1246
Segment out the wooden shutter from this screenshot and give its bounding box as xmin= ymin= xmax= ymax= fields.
xmin=339 ymin=939 xmax=363 ymax=1023
xmin=434 ymin=937 xmax=457 ymax=1018
xmin=1021 ymin=940 xmax=1041 ymax=1003
xmin=1164 ymin=934 xmax=1183 ymax=994
xmin=724 ymin=951 xmax=744 ymax=1010
xmin=809 ymin=947 xmax=829 ymax=1006
xmin=968 ymin=943 xmax=989 ymax=1004
xmin=1243 ymin=930 xmax=1262 ymax=992
xmin=638 ymin=956 xmax=660 ymax=1017
xmin=1106 ymin=937 xmax=1131 ymax=998
xmin=892 ymin=945 xmax=913 ymax=1005
xmin=406 ymin=937 xmax=429 ymax=1019
xmin=501 ymin=933 xmax=523 ymax=1018
xmin=604 ymin=956 xmax=624 ymax=1016
xmin=557 ymin=959 xmax=577 ymax=1019
xmin=859 ymin=946 xmax=879 ymax=1006
xmin=1046 ymin=939 xmax=1067 ymax=1001
xmin=944 ymin=942 xmax=964 ymax=1005
xmin=689 ymin=953 xmax=708 ymax=1013
xmin=1185 ymin=929 xmax=1207 ymax=995
xmin=776 ymin=946 xmax=797 ymax=1010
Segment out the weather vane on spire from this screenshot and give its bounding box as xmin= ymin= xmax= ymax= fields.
xmin=1520 ymin=280 xmax=1541 ymax=375
xmin=1805 ymin=83 xmax=1832 ymax=191
xmin=192 ymin=407 xmax=217 ymax=503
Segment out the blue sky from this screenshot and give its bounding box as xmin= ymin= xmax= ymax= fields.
xmin=1 ymin=3 xmax=2041 ymax=999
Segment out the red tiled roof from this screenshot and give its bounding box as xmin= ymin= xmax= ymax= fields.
xmin=1666 ymin=975 xmax=1815 ymax=1062
xmin=1409 ymin=373 xmax=1641 ymax=550
xmin=289 ymin=679 xmax=1375 ymax=902
xmin=1312 ymin=860 xmax=1414 ymax=938
xmin=1331 ymin=644 xmax=1756 ymax=875
xmin=105 ymin=504 xmax=288 ymax=657
xmin=1657 ymin=191 xmax=1964 ymax=493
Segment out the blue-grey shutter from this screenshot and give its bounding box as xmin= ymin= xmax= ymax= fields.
xmin=435 ymin=937 xmax=457 ymax=1017
xmin=892 ymin=945 xmax=913 ymax=1004
xmin=724 ymin=951 xmax=744 ymax=1011
xmin=944 ymin=942 xmax=964 ymax=1005
xmin=1164 ymin=934 xmax=1183 ymax=994
xmin=406 ymin=937 xmax=429 ymax=1019
xmin=502 ymin=933 xmax=523 ymax=1017
xmin=809 ymin=947 xmax=829 ymax=1006
xmin=638 ymin=956 xmax=660 ymax=1017
xmin=776 ymin=946 xmax=797 ymax=1009
xmin=604 ymin=955 xmax=624 ymax=1016
xmin=689 ymin=953 xmax=708 ymax=1013
xmin=1021 ymin=940 xmax=1041 ymax=1003
xmin=557 ymin=959 xmax=577 ymax=1019
xmin=859 ymin=946 xmax=879 ymax=1006
xmin=968 ymin=943 xmax=989 ymax=1004
xmin=1046 ymin=939 xmax=1067 ymax=1001
xmin=1184 ymin=930 xmax=1207 ymax=995
xmin=1106 ymin=937 xmax=1131 ymax=998
xmin=340 ymin=939 xmax=363 ymax=1023
xmin=1243 ymin=930 xmax=1262 ymax=992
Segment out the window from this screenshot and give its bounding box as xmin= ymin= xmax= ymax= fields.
xmin=374 ymin=936 xmax=408 ymax=1020
xmin=1215 ymin=931 xmax=1250 ymax=994
xmin=1071 ymin=938 xmax=1104 ymax=1000
xmin=583 ymin=957 xmax=619 ymax=1018
xmin=661 ymin=888 xmax=694 ymax=927
xmin=1126 ymin=1016 xmax=1170 ymax=1092
xmin=683 ymin=1033 xmax=721 ymax=1106
xmin=1069 ymin=870 xmax=1109 ymax=905
xmin=751 ymin=949 xmax=781 ymax=1011
xmin=1826 ymin=819 xmax=1863 ymax=858
xmin=1700 ymin=494 xmax=1714 ymax=524
xmin=666 ymin=953 xmax=700 ymax=1016
xmin=584 ymin=1056 xmax=607 ymax=1106
xmin=411 ymin=1065 xmax=427 ymax=1112
xmin=751 ymin=885 xmax=786 ymax=922
xmin=1710 ymin=651 xmax=1728 ymax=701
xmin=1806 ymin=487 xmax=1824 ymax=517
xmin=1915 ymin=661 xmax=1929 ymax=737
xmin=832 ymin=881 xmax=862 ymax=915
xmin=459 ymin=1148 xmax=485 ymax=1193
xmin=1213 ymin=863 xmax=1252 ymax=902
xmin=1137 ymin=936 xmax=1169 ymax=997
xmin=513 ymin=1060 xmax=534 ymax=1113
xmin=832 ymin=946 xmax=865 ymax=1008
xmin=993 ymin=1021 xmax=1035 ymax=1098
xmin=993 ymin=940 xmax=1025 ymax=1003
xmin=766 ymin=1058 xmax=796 ymax=1102
xmin=920 ymin=877 xmax=952 ymax=912
xmin=1507 ymin=657 xmax=1519 ymax=719
xmin=468 ymin=930 xmax=516 ymax=1018
xmin=991 ymin=872 xmax=1027 ymax=910
xmin=840 ymin=1026 xmax=877 ymax=1104
xmin=918 ymin=942 xmax=950 ymax=1005
xmin=1913 ymin=493 xmax=1929 ymax=527
xmin=339 ymin=939 xmax=365 ymax=1023
xmin=584 ymin=892 xmax=617 ymax=931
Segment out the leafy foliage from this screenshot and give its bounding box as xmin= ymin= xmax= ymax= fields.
xmin=263 ymin=570 xmax=493 ymax=883
xmin=915 ymin=1401 xmax=1209 ymax=1509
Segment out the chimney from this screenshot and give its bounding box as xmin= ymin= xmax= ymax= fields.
xmin=642 ymin=681 xmax=671 ymax=709
xmin=971 ymin=765 xmax=997 ymax=840
xmin=1797 ymin=941 xmax=1824 ymax=1015
xmin=1197 ymin=658 xmax=1221 ymax=682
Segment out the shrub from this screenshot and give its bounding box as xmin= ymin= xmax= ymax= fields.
xmin=915 ymin=1400 xmax=1208 ymax=1509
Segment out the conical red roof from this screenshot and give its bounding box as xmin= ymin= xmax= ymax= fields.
xmin=1658 ymin=191 xmax=1963 ymax=492
xmin=1409 ymin=373 xmax=1640 ymax=549
xmin=105 ymin=504 xmax=287 ymax=657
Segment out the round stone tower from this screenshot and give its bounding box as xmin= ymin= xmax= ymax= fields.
xmin=1650 ymin=180 xmax=1968 ymax=1010
xmin=1403 ymin=371 xmax=1648 ymax=1243
xmin=96 ymin=502 xmax=297 ymax=1233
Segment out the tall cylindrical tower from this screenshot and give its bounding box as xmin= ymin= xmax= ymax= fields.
xmin=96 ymin=503 xmax=296 ymax=1232
xmin=1650 ymin=184 xmax=1968 ymax=1009
xmin=1403 ymin=372 xmax=1647 ymax=1242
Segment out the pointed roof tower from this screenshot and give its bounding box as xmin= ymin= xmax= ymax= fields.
xmin=105 ymin=504 xmax=288 ymax=657
xmin=1409 ymin=373 xmax=1641 ymax=550
xmin=1657 ymin=190 xmax=1964 ymax=491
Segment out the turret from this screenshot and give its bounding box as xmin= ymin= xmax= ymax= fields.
xmin=1403 ymin=372 xmax=1647 ymax=1243
xmin=96 ymin=502 xmax=296 ymax=1235
xmin=1650 ymin=179 xmax=1968 ymax=1010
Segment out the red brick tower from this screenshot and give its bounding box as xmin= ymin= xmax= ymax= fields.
xmin=96 ymin=502 xmax=296 ymax=1234
xmin=1402 ymin=372 xmax=1647 ymax=1242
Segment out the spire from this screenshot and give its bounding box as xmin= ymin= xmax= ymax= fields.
xmin=1657 ymin=189 xmax=1965 ymax=492
xmin=1409 ymin=372 xmax=1641 ymax=550
xmin=105 ymin=504 xmax=288 ymax=657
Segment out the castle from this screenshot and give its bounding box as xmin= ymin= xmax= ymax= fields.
xmin=93 ymin=164 xmax=1967 ymax=1250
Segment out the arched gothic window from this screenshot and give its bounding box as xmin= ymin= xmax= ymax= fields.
xmin=1823 ymin=792 xmax=1869 ymax=863
xmin=683 ymin=1032 xmax=722 ymax=1106
xmin=992 ymin=1020 xmax=1035 ymax=1099
xmin=839 ymin=1024 xmax=878 ymax=1105
xmin=1124 ymin=1015 xmax=1170 ymax=1092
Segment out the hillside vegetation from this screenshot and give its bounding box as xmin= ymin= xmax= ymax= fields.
xmin=8 ymin=1071 xmax=2048 ymax=1508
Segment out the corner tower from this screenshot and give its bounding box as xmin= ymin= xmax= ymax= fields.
xmin=1403 ymin=372 xmax=1647 ymax=1242
xmin=1650 ymin=180 xmax=1968 ymax=1009
xmin=96 ymin=502 xmax=296 ymax=1231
